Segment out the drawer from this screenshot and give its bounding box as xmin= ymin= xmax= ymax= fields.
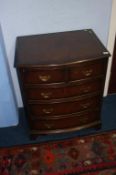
xmin=18 ymin=59 xmax=107 ymax=85
xmin=28 ymin=95 xmax=101 ymax=117
xmin=24 ymin=78 xmax=104 ymax=100
xmin=29 ymin=110 xmax=100 ymax=130
xmin=69 ymin=59 xmax=107 ymax=81
xmin=19 ymin=68 xmax=66 ymax=84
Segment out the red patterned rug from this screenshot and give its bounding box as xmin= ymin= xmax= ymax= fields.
xmin=0 ymin=130 xmax=116 ymax=175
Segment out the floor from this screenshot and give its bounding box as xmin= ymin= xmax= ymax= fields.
xmin=0 ymin=94 xmax=116 ymax=147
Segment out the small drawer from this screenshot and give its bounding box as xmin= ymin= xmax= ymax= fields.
xmin=19 ymin=68 xmax=66 ymax=84
xmin=28 ymin=95 xmax=101 ymax=117
xmin=69 ymin=60 xmax=107 ymax=81
xmin=29 ymin=110 xmax=100 ymax=130
xmin=24 ymin=78 xmax=104 ymax=100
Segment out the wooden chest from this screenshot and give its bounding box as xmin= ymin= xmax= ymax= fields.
xmin=14 ymin=29 xmax=110 ymax=138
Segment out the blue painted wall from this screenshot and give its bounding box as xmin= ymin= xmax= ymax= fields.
xmin=0 ymin=26 xmax=18 ymax=127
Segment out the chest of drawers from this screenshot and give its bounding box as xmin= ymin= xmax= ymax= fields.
xmin=14 ymin=29 xmax=110 ymax=138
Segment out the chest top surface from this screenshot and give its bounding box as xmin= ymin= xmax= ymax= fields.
xmin=14 ymin=29 xmax=110 ymax=67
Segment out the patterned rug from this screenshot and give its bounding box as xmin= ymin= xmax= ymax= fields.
xmin=0 ymin=130 xmax=116 ymax=175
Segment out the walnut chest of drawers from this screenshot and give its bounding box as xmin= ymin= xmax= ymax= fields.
xmin=14 ymin=29 xmax=110 ymax=138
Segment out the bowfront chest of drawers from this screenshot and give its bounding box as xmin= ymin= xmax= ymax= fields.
xmin=14 ymin=29 xmax=110 ymax=138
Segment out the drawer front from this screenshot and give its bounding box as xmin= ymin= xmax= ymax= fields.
xmin=69 ymin=60 xmax=107 ymax=81
xmin=18 ymin=59 xmax=107 ymax=85
xmin=29 ymin=110 xmax=100 ymax=130
xmin=24 ymin=78 xmax=104 ymax=100
xmin=19 ymin=68 xmax=66 ymax=84
xmin=28 ymin=95 xmax=101 ymax=117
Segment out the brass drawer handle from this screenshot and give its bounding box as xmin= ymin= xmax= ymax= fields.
xmin=81 ymin=102 xmax=91 ymax=109
xmin=38 ymin=75 xmax=51 ymax=82
xmin=41 ymin=92 xmax=52 ymax=99
xmin=42 ymin=108 xmax=53 ymax=114
xmin=83 ymin=69 xmax=93 ymax=76
xmin=44 ymin=123 xmax=54 ymax=129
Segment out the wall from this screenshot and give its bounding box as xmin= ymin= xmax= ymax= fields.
xmin=0 ymin=25 xmax=18 ymax=127
xmin=0 ymin=0 xmax=112 ymax=108
xmin=104 ymin=0 xmax=116 ymax=95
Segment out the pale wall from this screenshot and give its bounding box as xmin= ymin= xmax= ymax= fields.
xmin=0 ymin=25 xmax=18 ymax=127
xmin=104 ymin=0 xmax=116 ymax=95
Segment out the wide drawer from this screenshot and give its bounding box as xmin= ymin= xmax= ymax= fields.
xmin=29 ymin=110 xmax=100 ymax=130
xmin=28 ymin=95 xmax=101 ymax=117
xmin=24 ymin=78 xmax=104 ymax=100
